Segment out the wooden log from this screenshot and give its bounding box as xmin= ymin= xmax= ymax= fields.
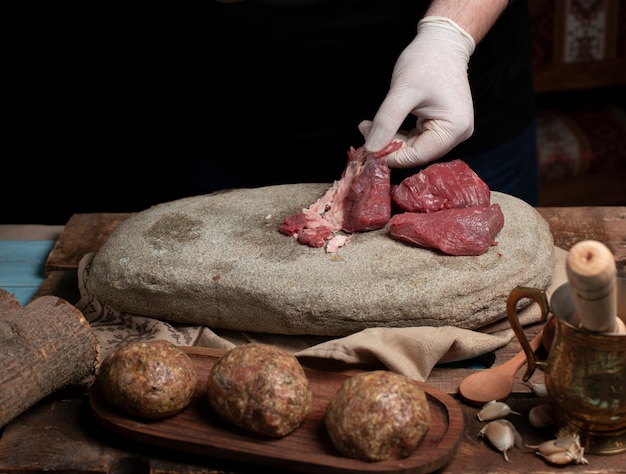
xmin=0 ymin=292 xmax=100 ymax=428
xmin=0 ymin=288 xmax=21 ymax=315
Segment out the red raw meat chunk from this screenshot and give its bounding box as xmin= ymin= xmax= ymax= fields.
xmin=279 ymin=145 xmax=393 ymax=252
xmin=389 ymin=204 xmax=505 ymax=256
xmin=392 ymin=159 xmax=490 ymax=213
xmin=342 ymin=148 xmax=391 ymax=232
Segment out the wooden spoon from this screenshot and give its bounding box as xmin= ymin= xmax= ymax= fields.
xmin=458 ymin=329 xmax=544 ymax=405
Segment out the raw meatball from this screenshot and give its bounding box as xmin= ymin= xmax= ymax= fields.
xmin=325 ymin=370 xmax=430 ymax=461
xmin=98 ymin=340 xmax=197 ymax=420
xmin=207 ymin=343 xmax=312 ymax=437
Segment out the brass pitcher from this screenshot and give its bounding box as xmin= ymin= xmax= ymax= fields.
xmin=507 ymin=278 xmax=626 ymax=455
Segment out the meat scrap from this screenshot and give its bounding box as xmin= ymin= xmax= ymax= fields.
xmin=392 ymin=159 xmax=490 ymax=213
xmin=389 ymin=204 xmax=505 ymax=256
xmin=279 ymin=144 xmax=398 ymax=252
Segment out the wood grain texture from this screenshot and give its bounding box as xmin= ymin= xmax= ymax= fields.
xmin=3 ymin=391 xmax=625 ymax=473
xmin=45 ymin=213 xmax=133 ymax=273
xmin=536 ymin=206 xmax=626 ymax=268
xmin=89 ymin=347 xmax=464 ymax=474
xmin=6 ymin=207 xmax=625 ymax=473
xmin=0 ymin=294 xmax=100 ymax=427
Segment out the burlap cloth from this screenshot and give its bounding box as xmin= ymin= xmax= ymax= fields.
xmin=76 ymin=247 xmax=567 ymax=381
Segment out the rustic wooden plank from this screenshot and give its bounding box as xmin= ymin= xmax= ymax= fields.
xmin=0 ymin=240 xmax=55 ymax=305
xmin=4 ymin=207 xmax=626 ymax=473
xmin=0 ymin=225 xmax=64 ymax=240
xmin=0 ymin=398 xmax=240 ymax=474
xmin=442 ymin=395 xmax=626 ymax=473
xmin=536 ymin=206 xmax=626 ymax=268
xmin=45 ymin=213 xmax=133 ymax=273
xmin=33 ymin=270 xmax=81 ymax=305
xmin=2 ymin=392 xmax=624 ymax=473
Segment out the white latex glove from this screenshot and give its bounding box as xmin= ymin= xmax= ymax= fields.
xmin=362 ymin=16 xmax=476 ymax=168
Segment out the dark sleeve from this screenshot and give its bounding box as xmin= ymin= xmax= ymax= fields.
xmin=449 ymin=0 xmax=535 ymax=156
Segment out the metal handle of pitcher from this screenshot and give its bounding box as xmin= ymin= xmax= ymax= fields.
xmin=506 ymin=286 xmax=550 ymax=381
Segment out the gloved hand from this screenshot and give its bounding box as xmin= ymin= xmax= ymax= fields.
xmin=362 ymin=16 xmax=476 ymax=168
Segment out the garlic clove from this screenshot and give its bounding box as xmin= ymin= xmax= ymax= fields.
xmin=529 ymin=438 xmax=569 ymax=456
xmin=563 ymin=435 xmax=588 ymax=465
xmin=553 ymin=434 xmax=582 ymax=454
xmin=538 ymin=450 xmax=576 ymax=465
xmin=527 ymin=380 xmax=549 ymax=398
xmin=530 ymin=434 xmax=588 ymax=465
xmin=538 ymin=449 xmax=588 ymax=466
xmin=528 ymin=402 xmax=555 ymax=428
xmin=478 ymin=419 xmax=522 ymax=462
xmin=477 ymin=400 xmax=521 ymax=421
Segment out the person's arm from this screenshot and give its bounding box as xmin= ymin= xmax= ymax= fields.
xmin=362 ymin=0 xmax=510 ymax=168
xmin=425 ymin=0 xmax=509 ymax=44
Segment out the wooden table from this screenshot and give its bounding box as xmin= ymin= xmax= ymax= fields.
xmin=1 ymin=207 xmax=625 ymax=473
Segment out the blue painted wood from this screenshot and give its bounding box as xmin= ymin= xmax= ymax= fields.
xmin=0 ymin=240 xmax=55 ymax=305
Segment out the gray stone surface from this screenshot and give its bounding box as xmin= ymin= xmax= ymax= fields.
xmin=86 ymin=184 xmax=555 ymax=336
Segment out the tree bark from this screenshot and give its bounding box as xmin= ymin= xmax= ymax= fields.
xmin=0 ymin=289 xmax=100 ymax=427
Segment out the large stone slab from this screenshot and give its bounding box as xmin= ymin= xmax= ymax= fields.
xmin=86 ymin=184 xmax=555 ymax=336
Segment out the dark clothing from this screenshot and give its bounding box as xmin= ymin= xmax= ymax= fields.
xmin=181 ymin=0 xmax=537 ymax=203
xmin=1 ymin=1 xmax=538 ymax=225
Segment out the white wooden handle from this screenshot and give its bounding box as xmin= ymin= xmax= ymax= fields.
xmin=566 ymin=240 xmax=621 ymax=333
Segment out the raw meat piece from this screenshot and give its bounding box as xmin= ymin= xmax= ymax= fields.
xmin=392 ymin=159 xmax=491 ymax=213
xmin=342 ymin=147 xmax=391 ymax=232
xmin=389 ymin=204 xmax=505 ymax=256
xmin=279 ymin=144 xmax=397 ymax=252
xmin=279 ymin=213 xmax=335 ymax=248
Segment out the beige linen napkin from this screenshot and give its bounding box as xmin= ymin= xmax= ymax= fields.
xmin=76 ymin=247 xmax=567 ymax=381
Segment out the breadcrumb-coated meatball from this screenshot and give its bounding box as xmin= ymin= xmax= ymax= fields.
xmin=98 ymin=340 xmax=197 ymax=420
xmin=325 ymin=370 xmax=430 ymax=461
xmin=207 ymin=343 xmax=312 ymax=437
